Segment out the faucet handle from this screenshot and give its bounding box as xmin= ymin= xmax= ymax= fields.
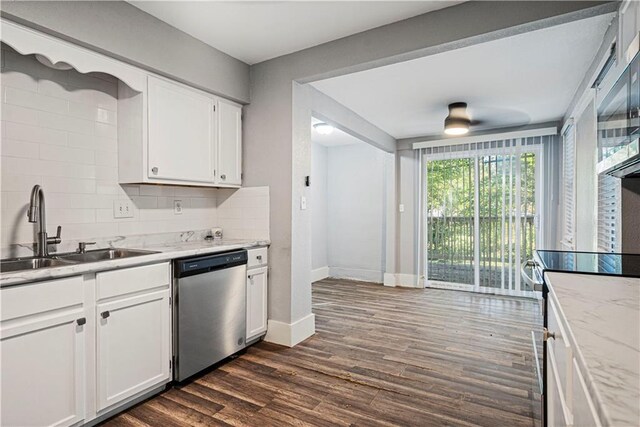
xmin=47 ymin=225 xmax=62 ymax=245
xmin=77 ymin=241 xmax=96 ymax=253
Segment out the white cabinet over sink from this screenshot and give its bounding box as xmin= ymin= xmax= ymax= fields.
xmin=119 ymin=76 xmax=243 ymax=188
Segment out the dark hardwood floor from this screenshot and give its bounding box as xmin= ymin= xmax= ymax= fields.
xmin=104 ymin=278 xmax=542 ymax=427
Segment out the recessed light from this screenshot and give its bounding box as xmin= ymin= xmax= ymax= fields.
xmin=313 ymin=122 xmax=334 ymax=135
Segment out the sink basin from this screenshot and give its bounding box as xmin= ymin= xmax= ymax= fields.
xmin=57 ymin=248 xmax=158 ymax=263
xmin=0 ymin=248 xmax=159 ymax=273
xmin=0 ymin=257 xmax=78 ymax=273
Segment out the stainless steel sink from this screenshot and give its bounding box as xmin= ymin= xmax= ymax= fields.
xmin=57 ymin=248 xmax=158 ymax=263
xmin=0 ymin=257 xmax=78 ymax=273
xmin=0 ymin=248 xmax=158 ymax=273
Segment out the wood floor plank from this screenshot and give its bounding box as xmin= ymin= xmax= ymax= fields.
xmin=103 ymin=279 xmax=541 ymax=427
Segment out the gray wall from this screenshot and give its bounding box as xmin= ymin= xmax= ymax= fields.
xmin=311 ymin=143 xmax=328 ymax=271
xmin=326 ymin=143 xmax=387 ymax=282
xmin=1 ymin=1 xmax=250 ymax=103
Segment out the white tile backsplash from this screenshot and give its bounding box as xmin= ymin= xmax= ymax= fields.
xmin=1 ymin=45 xmax=269 ymax=257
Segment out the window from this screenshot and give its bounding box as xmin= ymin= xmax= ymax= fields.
xmin=597 ymin=173 xmax=620 ymax=252
xmin=561 ymin=124 xmax=576 ymax=249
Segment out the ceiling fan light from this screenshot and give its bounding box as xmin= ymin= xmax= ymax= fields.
xmin=314 ymin=122 xmax=334 ymax=135
xmin=444 ymin=117 xmax=470 ymax=136
xmin=443 ymin=102 xmax=470 ymax=136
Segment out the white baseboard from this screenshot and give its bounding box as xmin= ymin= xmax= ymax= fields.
xmin=383 ymin=273 xmax=397 ymax=287
xmin=311 ymin=266 xmax=330 ymax=282
xmin=329 ymin=267 xmax=383 ymax=283
xmin=383 ymin=273 xmax=423 ymax=288
xmin=264 ymin=313 xmax=315 ymax=347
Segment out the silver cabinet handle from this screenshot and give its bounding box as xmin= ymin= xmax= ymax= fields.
xmin=151 ymin=167 xmax=158 ymax=175
xmin=543 ymin=328 xmax=556 ymax=341
xmin=101 ymin=311 xmax=110 ymax=319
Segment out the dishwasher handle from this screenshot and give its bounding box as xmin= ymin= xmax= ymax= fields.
xmin=175 ymin=250 xmax=248 ymax=278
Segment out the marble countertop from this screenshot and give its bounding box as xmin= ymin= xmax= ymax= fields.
xmin=546 ymin=272 xmax=640 ymax=427
xmin=0 ymin=238 xmax=269 ymax=287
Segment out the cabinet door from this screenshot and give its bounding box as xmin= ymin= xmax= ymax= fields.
xmin=97 ymin=289 xmax=171 ymax=412
xmin=148 ymin=76 xmax=215 ymax=183
xmin=247 ymin=267 xmax=268 ymax=341
xmin=1 ymin=310 xmax=86 ymax=427
xmin=547 ymin=339 xmax=572 ymax=427
xmin=216 ymin=98 xmax=242 ymax=186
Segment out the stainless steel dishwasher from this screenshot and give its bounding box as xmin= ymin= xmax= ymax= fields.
xmin=173 ymin=250 xmax=247 ymax=381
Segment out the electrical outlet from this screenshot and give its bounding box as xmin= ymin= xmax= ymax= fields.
xmin=300 ymin=196 xmax=307 ymax=210
xmin=113 ymin=200 xmax=134 ymax=218
xmin=399 ymin=204 xmax=405 ymax=213
xmin=174 ymin=200 xmax=183 ymax=215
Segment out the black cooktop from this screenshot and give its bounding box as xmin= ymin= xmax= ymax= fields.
xmin=535 ymin=250 xmax=640 ymax=278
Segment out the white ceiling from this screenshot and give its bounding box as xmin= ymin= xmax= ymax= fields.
xmin=311 ymin=117 xmax=362 ymax=147
xmin=311 ymin=14 xmax=615 ymax=139
xmin=129 ymin=1 xmax=462 ymax=64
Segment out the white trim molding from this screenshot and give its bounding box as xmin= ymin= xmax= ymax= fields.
xmin=328 ymin=267 xmax=383 ymax=283
xmin=264 ymin=314 xmax=315 ymax=347
xmin=1 ymin=18 xmax=146 ymax=92
xmin=311 ymin=266 xmax=330 ymax=283
xmin=383 ymin=273 xmax=423 ymax=288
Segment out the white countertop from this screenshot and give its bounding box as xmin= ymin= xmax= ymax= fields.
xmin=0 ymin=239 xmax=269 ymax=288
xmin=546 ymin=272 xmax=640 ymax=427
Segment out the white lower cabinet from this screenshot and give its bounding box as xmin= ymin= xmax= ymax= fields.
xmin=0 ymin=262 xmax=172 ymax=426
xmin=546 ymin=290 xmax=602 ymax=427
xmin=1 ymin=309 xmax=86 ymax=427
xmin=0 ymin=276 xmax=86 ymax=427
xmin=246 ymin=252 xmax=268 ymax=342
xmin=96 ymin=289 xmax=171 ymax=412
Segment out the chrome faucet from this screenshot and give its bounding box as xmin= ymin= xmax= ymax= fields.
xmin=27 ymin=185 xmax=62 ymax=257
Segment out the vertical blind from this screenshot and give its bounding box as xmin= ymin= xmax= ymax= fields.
xmin=424 ymin=137 xmax=544 ymax=295
xmin=597 ymin=173 xmax=621 ymax=252
xmin=561 ymin=125 xmax=576 ymax=250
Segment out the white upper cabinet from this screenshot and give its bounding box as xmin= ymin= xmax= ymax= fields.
xmin=216 ymin=98 xmax=243 ymax=186
xmin=119 ymin=74 xmax=242 ymax=188
xmin=148 ymin=76 xmax=216 ymax=184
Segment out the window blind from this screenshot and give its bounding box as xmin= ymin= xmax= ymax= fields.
xmin=597 ymin=173 xmax=620 ymax=252
xmin=561 ymin=125 xmax=576 ymax=249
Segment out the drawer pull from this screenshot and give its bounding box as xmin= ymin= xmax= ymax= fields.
xmin=76 ymin=317 xmax=86 ymax=326
xmin=256 ymin=255 xmax=263 ymax=261
xmin=543 ymin=328 xmax=556 ymax=341
xmin=101 ymin=311 xmax=110 ymax=319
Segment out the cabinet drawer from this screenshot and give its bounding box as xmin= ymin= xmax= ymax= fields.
xmin=97 ymin=262 xmax=170 ymax=300
xmin=1 ymin=276 xmax=83 ymax=322
xmin=247 ymin=247 xmax=268 ymax=269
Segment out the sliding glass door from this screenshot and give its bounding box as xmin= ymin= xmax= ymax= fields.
xmin=424 ymin=139 xmax=542 ymax=296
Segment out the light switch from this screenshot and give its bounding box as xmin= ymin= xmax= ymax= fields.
xmin=301 ymin=196 xmax=307 ymax=210
xmin=399 ymin=204 xmax=405 ymax=213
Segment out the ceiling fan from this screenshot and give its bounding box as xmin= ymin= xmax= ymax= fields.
xmin=443 ymin=102 xmax=485 ymax=135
